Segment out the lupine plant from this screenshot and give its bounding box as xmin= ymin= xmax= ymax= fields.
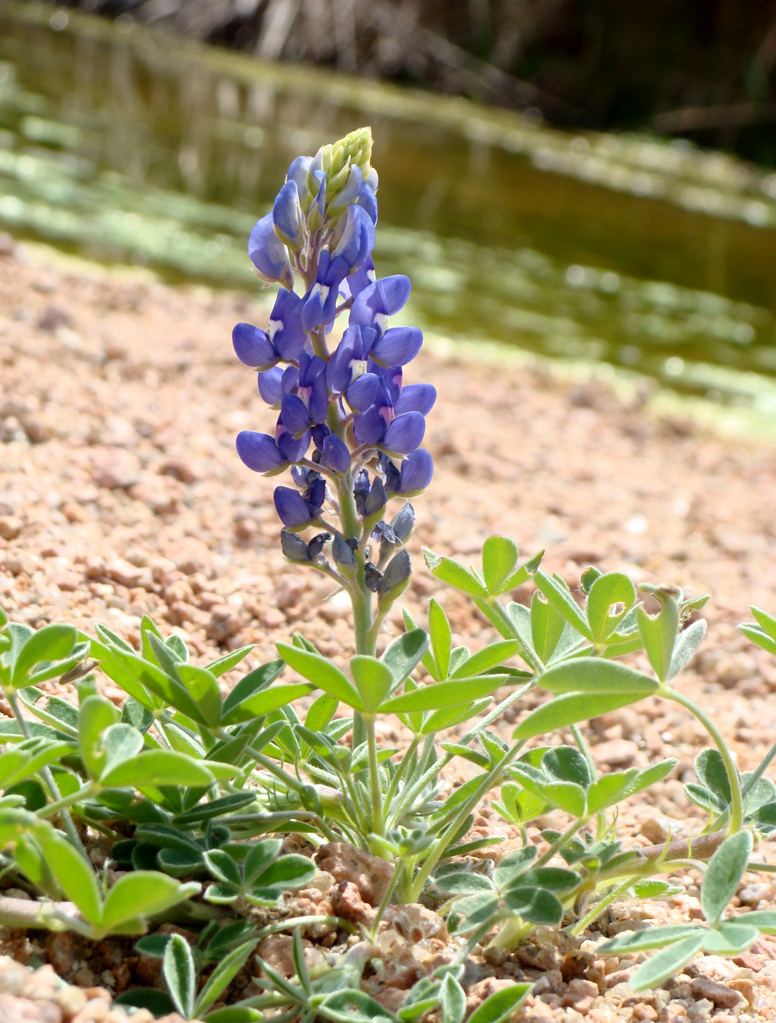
xmin=1 ymin=128 xmax=776 ymax=1020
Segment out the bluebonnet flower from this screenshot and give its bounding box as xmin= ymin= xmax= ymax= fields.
xmin=232 ymin=125 xmax=436 ymax=553
xmin=233 ymin=290 xmax=305 ymax=370
xmin=274 ymin=479 xmax=326 ymax=530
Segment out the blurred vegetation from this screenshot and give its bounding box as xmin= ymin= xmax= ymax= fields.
xmin=50 ymin=0 xmax=776 ymax=165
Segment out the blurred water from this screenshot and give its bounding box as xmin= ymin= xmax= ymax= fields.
xmin=3 ymin=1 xmax=776 ymax=412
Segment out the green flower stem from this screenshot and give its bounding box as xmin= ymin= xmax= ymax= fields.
xmin=534 ymin=819 xmax=586 ymax=868
xmin=570 ymin=723 xmax=607 ymax=838
xmin=569 ymin=878 xmax=633 ymax=937
xmin=408 ymin=741 xmax=525 ymax=902
xmin=225 ymin=811 xmax=339 ymax=843
xmin=244 ymin=746 xmax=307 ymax=794
xmin=383 ymin=736 xmax=420 ymax=812
xmin=488 ymin=915 xmax=534 ymax=951
xmin=660 ymin=687 xmax=743 ymax=834
xmin=6 ymin=690 xmax=87 ymax=859
xmin=712 ymin=736 xmax=776 ymax=833
xmin=370 ymin=859 xmax=401 ymax=938
xmin=35 ymin=782 xmax=96 ymax=819
xmin=365 ymin=715 xmax=384 ymax=837
xmin=389 ymin=681 xmax=536 ymax=830
xmin=486 ymin=597 xmax=545 ymax=676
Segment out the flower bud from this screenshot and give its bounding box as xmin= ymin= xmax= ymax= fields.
xmin=380 ymin=549 xmax=411 ymax=601
xmin=364 ymin=562 xmax=383 ymax=592
xmin=281 ymin=529 xmax=311 ymax=562
xmin=333 ymin=534 xmax=357 ymax=568
xmin=390 ymin=503 xmax=415 ymax=542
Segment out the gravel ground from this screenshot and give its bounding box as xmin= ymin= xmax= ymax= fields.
xmin=2 ymin=238 xmax=776 ymax=1021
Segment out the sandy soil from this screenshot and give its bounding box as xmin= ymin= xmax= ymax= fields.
xmin=2 ymin=239 xmax=776 ymax=1021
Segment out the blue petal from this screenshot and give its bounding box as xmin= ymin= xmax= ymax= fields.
xmin=273 ymin=180 xmax=303 ymax=248
xmin=350 ymin=275 xmax=411 ymax=335
xmin=307 ymin=374 xmax=330 ymax=425
xmin=270 ymin=288 xmax=306 ymax=361
xmin=305 ymin=478 xmax=327 ymax=514
xmin=333 ymin=206 xmax=375 ymax=270
xmin=236 ymin=431 xmax=286 ymax=474
xmin=277 ymin=428 xmax=310 ymax=464
xmin=301 ymin=284 xmax=324 ymax=332
xmin=353 ymin=406 xmax=385 ymax=447
xmin=398 ymin=449 xmax=434 ymax=494
xmin=299 ymin=353 xmax=327 ymax=386
xmin=281 ymin=393 xmax=311 ymax=436
xmin=321 ymin=435 xmax=351 ymax=474
xmin=286 ymin=156 xmax=312 ymax=193
xmin=327 ymin=332 xmax=357 ymax=393
xmin=232 ymin=323 xmax=276 ymax=370
xmin=274 ymin=486 xmax=314 ymax=529
xmin=249 ymin=213 xmax=292 ymax=287
xmin=258 ymin=367 xmax=284 ymax=405
xmin=370 ymin=326 xmax=423 ymax=368
xmin=339 ymin=258 xmax=376 ymax=302
xmin=335 ymin=165 xmax=364 ymax=207
xmin=346 ymin=373 xmax=379 ymax=412
xmin=394 ymin=383 xmax=436 ymax=416
xmin=382 ymin=412 xmax=425 ymax=455
xmin=356 ymin=182 xmax=378 ymax=224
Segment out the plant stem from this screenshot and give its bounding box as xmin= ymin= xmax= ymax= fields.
xmin=35 ymin=782 xmax=95 ymax=819
xmin=660 ymin=688 xmax=743 ymax=834
xmin=408 ymin=741 xmax=525 ymax=901
xmin=569 ymin=878 xmax=633 ymax=937
xmin=365 ymin=716 xmax=384 ymax=837
xmin=534 ymin=819 xmax=586 ymax=868
xmin=6 ymin=690 xmax=88 ymax=859
xmin=383 ymin=736 xmax=420 ymax=812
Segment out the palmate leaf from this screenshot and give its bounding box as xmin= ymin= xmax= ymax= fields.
xmin=482 ymin=536 xmax=519 ymax=596
xmin=701 ymin=831 xmax=753 ymax=926
xmin=629 ymin=934 xmax=706 ymax=990
xmin=449 ymin=640 xmax=519 ymax=679
xmin=586 ymin=572 xmax=636 ymax=643
xmin=513 ymin=690 xmax=646 ymax=740
xmin=101 ymin=872 xmax=200 ymax=929
xmin=467 ymin=983 xmax=531 ymax=1023
xmin=381 ymin=629 xmax=429 ymax=689
xmin=428 ymin=599 xmax=452 ymax=679
xmin=164 ymin=934 xmax=196 ymax=1020
xmin=276 ymin=643 xmax=363 ymax=711
xmin=423 ymin=549 xmax=487 ymax=598
xmin=381 ymin=675 xmax=507 ymax=713
xmin=11 ymin=624 xmax=78 ymax=687
xmin=538 ymin=657 xmax=659 ymax=696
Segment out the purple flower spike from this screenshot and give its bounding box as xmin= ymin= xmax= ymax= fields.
xmin=233 ymin=323 xmax=276 ymax=370
xmin=236 ymin=431 xmax=287 ymax=475
xmin=397 ymin=449 xmax=434 ymax=495
xmin=274 ymin=486 xmax=315 ymax=530
xmin=273 ymin=181 xmax=303 ymax=249
xmin=321 ymin=434 xmax=351 ymax=474
xmin=350 ymin=275 xmax=411 ymax=336
xmin=395 ymin=383 xmax=437 ymax=417
xmin=382 ymin=412 xmax=426 ymax=456
xmin=370 ymin=326 xmax=423 ymax=368
xmin=269 ymin=289 xmax=306 ymax=361
xmin=258 ymin=367 xmax=284 ymax=405
xmin=249 ymin=214 xmax=293 ymax=290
